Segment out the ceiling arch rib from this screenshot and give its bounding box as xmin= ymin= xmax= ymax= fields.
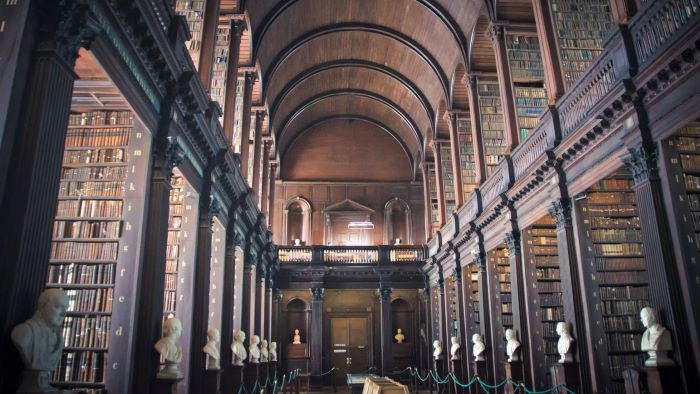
xmin=277 ymin=90 xmax=423 ymax=157
xmin=278 ymin=94 xmax=421 ymax=158
xmin=268 ymin=60 xmax=435 ymax=133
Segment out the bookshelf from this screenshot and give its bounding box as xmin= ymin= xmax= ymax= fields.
xmin=674 ymin=122 xmax=700 ymax=252
xmin=175 ymin=0 xmax=206 ymax=67
xmin=578 ymin=170 xmax=649 ymax=394
xmin=211 ymin=22 xmax=230 ymax=124
xmin=48 ymin=110 xmax=151 ymax=393
xmin=247 ymin=114 xmax=257 ymax=186
xmin=477 ymin=80 xmax=506 ymax=176
xmin=431 ymin=283 xmax=443 ymax=342
xmin=440 ymin=143 xmax=456 ymax=216
xmin=457 ymin=116 xmax=478 ymax=200
xmin=232 ymin=77 xmax=244 ymax=154
xmin=488 ymin=245 xmax=512 ymax=360
xmin=548 ymin=0 xmax=613 ymax=88
xmin=208 ymin=217 xmax=225 ymax=332
xmin=468 ymin=264 xmax=480 ymax=336
xmin=522 ymin=215 xmax=563 ymax=387
xmin=165 ymin=176 xmax=184 ymax=317
xmin=505 ymin=33 xmax=548 ymax=141
xmin=427 ymin=163 xmax=441 ymax=234
xmin=445 ymin=275 xmax=458 ymax=337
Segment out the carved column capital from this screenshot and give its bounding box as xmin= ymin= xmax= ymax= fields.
xmin=244 ymin=71 xmax=257 ymax=86
xmin=310 ymin=287 xmax=325 ymax=301
xmin=486 ymin=23 xmax=505 ymax=41
xmin=549 ymin=198 xmax=572 ymax=230
xmin=165 ymin=136 xmax=185 ymax=182
xmin=378 ymin=287 xmax=393 ymax=302
xmin=255 ymin=109 xmax=267 ymax=123
xmin=475 ymin=253 xmax=487 ymax=273
xmin=505 ymin=231 xmax=521 ymax=254
xmin=51 ymin=2 xmax=99 ymax=67
xmin=230 ymin=19 xmax=246 ymax=37
xmin=622 ymin=146 xmax=658 ymax=184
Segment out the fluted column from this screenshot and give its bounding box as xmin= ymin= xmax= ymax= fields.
xmin=197 ymin=0 xmax=221 ymax=88
xmin=421 ymin=163 xmax=433 ymax=239
xmin=251 ymin=110 xmax=266 ymax=206
xmin=255 ymin=271 xmax=266 ymax=341
xmin=222 ymin=20 xmax=244 ymax=145
xmin=310 ymin=288 xmax=325 ymax=385
xmin=465 ymin=76 xmax=487 ymax=184
xmin=476 ymin=230 xmax=498 ymax=384
xmin=239 ymin=72 xmax=256 ymax=178
xmin=241 ymin=259 xmax=257 ymax=341
xmin=447 ymin=112 xmax=464 ymax=207
xmin=488 ymin=23 xmax=519 ymax=151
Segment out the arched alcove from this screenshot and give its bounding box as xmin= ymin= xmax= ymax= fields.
xmin=285 ymin=298 xmax=310 ymax=345
xmin=283 ymin=197 xmax=312 ymax=245
xmin=384 ymin=198 xmax=412 ymax=244
xmin=391 ymin=297 xmax=415 ymax=370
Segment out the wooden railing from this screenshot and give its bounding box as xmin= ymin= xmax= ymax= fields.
xmin=511 ymin=112 xmax=555 ymax=181
xmin=277 ymin=245 xmax=425 ymax=264
xmin=479 ymin=161 xmax=509 ymax=209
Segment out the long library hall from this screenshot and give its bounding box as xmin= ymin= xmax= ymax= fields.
xmin=1 ymin=1 xmax=699 ymax=394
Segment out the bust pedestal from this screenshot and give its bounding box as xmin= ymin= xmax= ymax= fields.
xmin=230 ymin=364 xmax=244 ymax=393
xmin=269 ymin=360 xmax=278 ymax=383
xmin=153 ymin=375 xmax=183 ymax=394
xmin=433 ymin=358 xmax=447 ymax=394
xmin=550 ymin=363 xmax=580 ymax=394
xmin=472 ymin=360 xmax=488 ymax=394
xmin=645 ymin=365 xmax=682 ymax=394
xmin=451 ymin=358 xmax=465 ymax=394
xmin=203 ymin=368 xmax=221 ymax=394
xmin=243 ymin=362 xmax=259 ymax=392
xmin=504 ymin=361 xmax=523 ymax=394
xmin=258 ymin=361 xmax=269 ymax=391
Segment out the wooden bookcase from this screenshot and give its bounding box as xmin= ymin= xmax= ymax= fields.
xmin=547 ymin=0 xmax=613 ymax=88
xmin=430 ymin=284 xmax=443 ymax=343
xmin=477 ymin=79 xmax=506 ymax=177
xmin=440 ymin=143 xmax=456 ymax=216
xmin=208 ymin=217 xmax=226 ymax=335
xmin=445 ymin=275 xmax=458 ymax=338
xmin=210 ymin=21 xmax=230 ymax=124
xmin=457 ymin=115 xmax=478 ymax=200
xmin=232 ymin=77 xmax=245 ymax=154
xmin=505 ymin=33 xmax=548 ymax=142
xmin=673 ymin=121 xmax=700 ymax=250
xmin=467 ymin=264 xmax=480 ymax=337
xmin=48 ymin=110 xmax=151 ymax=393
xmin=427 ymin=163 xmax=441 ymax=234
xmin=522 ymin=215 xmax=563 ymax=387
xmin=576 ymin=170 xmax=649 ymax=394
xmin=175 ymin=0 xmax=206 ymax=67
xmin=165 ymin=177 xmax=184 ymax=318
xmin=487 ymin=245 xmax=511 ymax=366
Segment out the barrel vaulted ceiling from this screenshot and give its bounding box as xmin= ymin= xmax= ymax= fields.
xmin=242 ymin=0 xmax=518 ymax=178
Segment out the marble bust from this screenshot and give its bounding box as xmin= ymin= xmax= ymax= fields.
xmin=203 ymin=328 xmax=220 ymax=370
xmin=394 ymin=328 xmax=405 ymax=343
xmin=260 ymin=339 xmax=269 ymax=362
xmin=433 ymin=340 xmax=443 ymax=360
xmin=11 ymin=288 xmax=69 ymax=392
xmin=640 ymin=307 xmax=674 ymax=366
xmin=472 ymin=333 xmax=486 ymax=361
xmin=269 ymin=341 xmax=278 ymax=362
xmin=292 ymin=328 xmax=302 ymax=344
xmin=556 ymin=322 xmax=574 ymax=363
xmin=231 ymin=330 xmax=247 ymax=366
xmin=154 ymin=317 xmax=183 ymax=378
xmin=450 ymin=336 xmax=461 ymax=360
xmin=249 ymin=335 xmax=261 ymax=363
xmin=505 ymin=329 xmax=520 ymax=362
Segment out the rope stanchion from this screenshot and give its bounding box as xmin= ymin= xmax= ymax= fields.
xmin=310 ymin=366 xmax=338 ymax=377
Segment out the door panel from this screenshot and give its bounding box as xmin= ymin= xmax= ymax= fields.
xmin=330 ymin=317 xmax=368 ymax=385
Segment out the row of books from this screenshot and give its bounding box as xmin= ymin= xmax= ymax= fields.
xmin=589 ymin=216 xmax=640 ymax=229
xmin=588 ymin=192 xmax=637 ymax=205
xmin=540 ymin=293 xmax=563 ymax=307
xmin=58 ymin=181 xmax=125 ymax=197
xmin=532 ymin=246 xmax=558 ymax=255
xmin=598 ymin=271 xmax=648 ymax=285
xmin=595 ymin=258 xmax=647 ymax=272
xmin=684 ymin=174 xmax=700 ymax=190
xmin=53 ymin=220 xmax=122 ymax=239
xmin=687 ymin=193 xmax=700 ymax=210
xmin=51 ymin=351 xmax=106 ymax=383
xmin=541 ymin=307 xmax=564 ymax=321
xmin=586 ymin=205 xmax=637 ymax=217
xmin=531 ymin=255 xmax=559 ymax=266
xmin=536 ymin=268 xmax=560 ymax=279
xmin=530 ymin=236 xmax=557 ymax=246
xmin=61 ymin=166 xmax=127 ymax=180
xmin=65 ymin=129 xmax=130 ymax=148
xmin=542 ymin=322 xmax=559 ymax=338
xmin=68 ymin=111 xmax=134 ymax=126
xmin=164 ymin=290 xmax=177 ymax=312
xmin=590 ymin=178 xmax=634 ymax=190
xmin=167 ymin=230 xmax=181 ymax=244
xmin=599 ymin=285 xmax=649 ymax=300
xmin=63 ymin=148 xmax=127 ymax=165
xmin=48 ymin=263 xmax=115 ymax=285
xmin=65 ymin=288 xmax=114 ymax=313
xmin=62 ymin=315 xmax=111 ymax=349
xmin=166 ymin=244 xmax=180 ymax=260
xmin=601 ymin=299 xmax=649 ymax=315
xmin=591 ymin=229 xmax=642 ymax=243
xmin=50 ymin=242 xmax=119 ymax=261
xmin=538 ymin=281 xmax=562 ymax=292
xmin=165 ymin=273 xmax=178 ymax=290
xmin=606 ymin=332 xmax=642 ymax=352
xmin=594 ymin=243 xmax=643 ymax=256
xmin=609 ymin=354 xmax=644 ymax=379
xmin=604 ymin=315 xmax=645 ymax=331
xmin=56 ymin=200 xmax=123 ymax=218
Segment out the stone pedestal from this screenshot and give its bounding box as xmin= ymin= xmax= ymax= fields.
xmin=451 ymin=358 xmax=466 ymax=394
xmin=433 ymin=358 xmax=447 ymax=394
xmin=153 ymin=376 xmax=183 ymax=394
xmin=504 ymin=361 xmax=523 ymax=394
xmin=203 ymin=369 xmax=221 ymax=394
xmin=645 ymin=365 xmax=683 ymax=394
xmin=231 ymin=365 xmax=244 ymax=394
xmin=243 ymin=363 xmax=259 ymax=392
xmin=269 ymin=360 xmax=279 ymax=384
xmin=550 ymin=363 xmax=580 ymax=394
xmin=472 ymin=360 xmax=488 ymax=394
xmin=258 ymin=361 xmax=269 ymax=391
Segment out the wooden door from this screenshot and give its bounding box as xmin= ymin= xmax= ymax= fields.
xmin=330 ymin=317 xmax=369 ymax=384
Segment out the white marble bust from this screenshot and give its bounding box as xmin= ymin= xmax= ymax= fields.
xmin=556 ymin=322 xmax=574 ymax=363
xmin=394 ymin=328 xmax=405 ymax=343
xmin=203 ymin=327 xmax=220 ymax=370
xmin=292 ymin=328 xmax=302 ymax=344
xmin=472 ymin=333 xmax=486 ymax=361
xmin=433 ymin=340 xmax=443 ymax=360
xmin=154 ymin=317 xmax=183 ymax=378
xmin=505 ymin=329 xmax=520 ymax=362
xmin=231 ymin=330 xmax=247 ymax=366
xmin=11 ymin=288 xmax=69 ymax=392
xmin=260 ymin=339 xmax=269 ymax=362
xmin=269 ymin=341 xmax=278 ymax=362
xmin=450 ymin=336 xmax=461 ymax=360
xmin=249 ymin=335 xmax=261 ymax=363
xmin=640 ymin=307 xmax=674 ymax=366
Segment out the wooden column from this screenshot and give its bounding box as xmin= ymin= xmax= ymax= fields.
xmin=451 ymin=261 xmax=468 ymax=363
xmin=610 ymin=0 xmax=640 ymax=25
xmin=623 ymin=146 xmax=699 ymax=389
xmin=251 ymin=110 xmax=266 ymax=206
xmin=310 ymin=288 xmax=325 ymax=385
xmin=222 ymin=20 xmax=244 ymax=145
xmin=549 ymin=198 xmax=594 ymax=393
xmin=239 ymin=72 xmax=256 ymax=178
xmin=221 ymin=217 xmax=244 ymax=393
xmin=265 ymin=276 xmax=273 ymax=342
xmin=420 ymin=287 xmax=432 ymax=375
xmin=271 ymin=289 xmax=282 ymax=345
xmin=379 ymin=288 xmax=394 ymax=376
xmin=261 ymin=141 xmax=272 ymax=217
xmin=477 ymin=231 xmax=499 ymax=383
xmin=531 ymin=0 xmax=565 ymax=105
xmin=421 ymin=163 xmax=433 ymax=239
xmin=255 ymin=271 xmax=266 ymax=341
xmin=488 ymin=23 xmax=520 ymax=151
xmin=465 ymin=76 xmax=488 ymax=184
xmin=0 ymin=8 xmax=87 ymax=389
xmin=447 ymin=112 xmax=465 ymax=207
xmin=504 ymin=228 xmax=533 ymax=388
xmin=197 ymin=0 xmax=221 ymax=89
xmin=241 ymin=260 xmax=257 ymax=341
xmin=267 ymin=164 xmax=278 ymax=229
xmin=432 ymin=143 xmax=447 ymax=226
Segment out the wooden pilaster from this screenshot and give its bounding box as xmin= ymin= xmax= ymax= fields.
xmin=447 ymin=112 xmax=465 ymax=207
xmin=261 ymin=141 xmax=272 ymax=218
xmin=610 ymin=0 xmax=640 ymax=25
xmin=310 ymin=288 xmax=324 ymax=385
xmin=220 ymin=216 xmax=244 ymax=394
xmin=242 ymin=261 xmax=257 ymax=340
xmin=222 ymin=20 xmax=244 ymax=145
xmin=432 ymin=143 xmax=447 ymax=226
xmin=251 ymin=110 xmax=266 ymax=206
xmin=239 ymin=72 xmax=256 ymax=178
xmin=465 ymin=76 xmax=488 ymax=185
xmin=488 ymin=23 xmax=520 ymax=151
xmin=421 ymin=163 xmax=433 ymax=239
xmin=474 ymin=232 xmax=496 ymax=384
xmin=379 ymin=287 xmax=394 ymax=376
xmin=531 ymin=0 xmax=566 ymax=104
xmin=268 ymin=164 xmax=277 ymax=229
xmin=197 ymin=0 xmax=221 ymax=89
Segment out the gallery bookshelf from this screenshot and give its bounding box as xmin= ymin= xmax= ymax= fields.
xmin=48 ymin=110 xmax=151 ymax=393
xmin=467 ymin=263 xmax=481 ymax=338
xmin=522 ymin=215 xmax=563 ymax=388
xmin=504 ymin=33 xmax=548 ymax=142
xmin=430 ymin=282 xmax=443 ymax=343
xmin=477 ymin=79 xmax=506 ymax=177
xmin=445 ymin=275 xmax=458 ymax=337
xmin=165 ymin=176 xmax=184 ymax=318
xmin=210 ymin=21 xmax=230 ymax=124
xmin=440 ymin=142 xmax=456 ymax=216
xmin=672 ymin=121 xmax=700 ymax=252
xmin=208 ymin=218 xmax=226 ymax=333
xmin=232 ymin=77 xmax=245 ymax=154
xmin=175 ymin=0 xmax=206 ymax=67
xmin=576 ymin=170 xmax=649 ymax=394
xmin=457 ymin=115 xmax=478 ymax=201
xmin=547 ymin=0 xmax=613 ymax=89
xmin=428 ymin=163 xmax=441 ymax=234
xmin=487 ymin=245 xmax=512 ymax=365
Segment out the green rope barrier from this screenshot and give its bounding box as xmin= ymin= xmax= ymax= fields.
xmin=479 ymin=376 xmax=511 ymax=389
xmin=428 ymin=369 xmax=451 ymax=385
xmin=450 ymin=372 xmax=477 ymax=388
xmin=311 ymin=367 xmax=338 ymax=377
xmin=409 ymin=367 xmax=430 ymax=382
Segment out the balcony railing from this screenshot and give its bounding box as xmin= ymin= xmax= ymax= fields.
xmin=277 ymin=245 xmax=425 ymax=265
